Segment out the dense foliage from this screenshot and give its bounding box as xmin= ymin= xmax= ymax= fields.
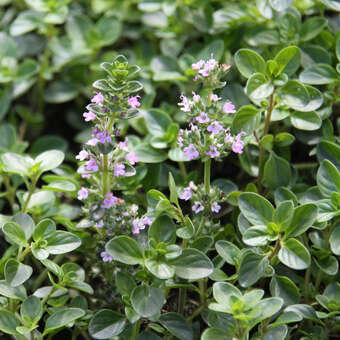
xmin=0 ymin=0 xmax=340 ymax=339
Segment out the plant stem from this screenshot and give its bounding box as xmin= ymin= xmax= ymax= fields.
xmin=315 ymin=269 xmax=323 ymax=292
xmin=178 ymin=287 xmax=187 ymax=315
xmin=195 ymin=216 xmax=206 ymax=238
xmin=199 ymin=279 xmax=207 ymax=307
xmin=132 ymin=320 xmax=141 ymax=340
xmin=204 ymin=158 xmax=211 ymax=195
xmin=22 ymin=176 xmax=38 ymax=213
xmin=268 ymin=239 xmax=281 ymax=262
xmin=2 ymin=174 xmax=15 ymax=213
xmin=257 ymin=93 xmax=275 ymax=193
xmin=178 ymin=161 xmax=187 ymax=179
xmin=17 ymin=246 xmax=31 ymax=262
xmin=187 ymin=304 xmax=205 ymax=322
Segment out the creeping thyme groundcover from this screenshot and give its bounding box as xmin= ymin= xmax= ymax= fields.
xmin=0 ymin=1 xmax=340 ymax=339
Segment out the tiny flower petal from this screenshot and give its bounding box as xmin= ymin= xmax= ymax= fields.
xmin=128 ymin=95 xmax=141 ymax=109
xmin=192 ymin=201 xmax=204 ymax=214
xmin=184 ymin=144 xmax=199 ymax=160
xmin=77 ymin=187 xmax=88 ymax=200
xmin=83 ymin=111 xmax=96 ymax=122
xmin=223 ymin=100 xmax=236 ymax=114
xmin=76 ymin=150 xmax=89 ymax=161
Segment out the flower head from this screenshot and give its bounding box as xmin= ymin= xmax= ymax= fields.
xmin=206 ymin=146 xmax=220 ymax=159
xmin=192 ymin=91 xmax=200 ymax=103
xmin=180 ymin=188 xmax=192 ymax=201
xmin=86 ymin=157 xmax=98 ymax=172
xmin=232 ymin=132 xmax=244 ymax=154
xmin=207 ymin=121 xmax=223 ymax=134
xmin=192 ymin=60 xmax=205 ymax=70
xmin=126 ymin=152 xmax=139 ymax=165
xmin=195 ymin=112 xmax=210 ymax=124
xmin=95 ymin=220 xmax=104 ymax=228
xmin=211 ymin=202 xmax=221 ymax=213
xmin=178 ymin=94 xmax=191 ymax=112
xmin=91 ymin=92 xmax=104 ymax=105
xmin=87 ymin=138 xmax=99 ymax=146
xmin=114 ymin=163 xmax=125 ymax=176
xmin=77 ymin=187 xmax=88 ymax=200
xmin=192 ymin=201 xmax=204 ymax=214
xmin=128 ymin=95 xmax=141 ymax=109
xmin=184 ymin=144 xmax=199 ymax=160
xmin=223 ymin=100 xmax=236 ymax=114
xmin=118 ymin=140 xmax=129 ymax=152
xmin=211 ymin=94 xmax=221 ymax=102
xmin=83 ymin=111 xmax=96 ymax=122
xmin=101 ymin=193 xmax=118 ymax=209
xmin=101 ymin=251 xmax=114 ymax=262
xmin=76 ymin=150 xmax=89 ymax=161
xmin=132 ymin=216 xmax=152 ymax=234
xmin=96 ymin=130 xmax=111 ymax=144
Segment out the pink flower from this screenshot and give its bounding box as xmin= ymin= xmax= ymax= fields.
xmin=192 ymin=201 xmax=204 ymax=214
xmin=211 ymin=202 xmax=221 ymax=213
xmin=207 ymin=121 xmax=223 ymax=134
xmin=87 ymin=138 xmax=99 ymax=146
xmin=223 ymin=101 xmax=236 ymax=114
xmin=198 ymin=58 xmax=218 ymax=77
xmin=101 ymin=251 xmax=113 ymax=262
xmin=83 ymin=111 xmax=96 ymax=122
xmin=184 ymin=144 xmax=199 ymax=160
xmin=177 ymin=135 xmax=184 ymax=147
xmin=118 ymin=140 xmax=129 ymax=152
xmin=206 ymin=146 xmax=220 ymax=158
xmin=95 ymin=220 xmax=104 ymax=228
xmin=192 ymin=60 xmax=205 ymax=70
xmin=91 ymin=92 xmax=104 ymax=105
xmin=126 ymin=152 xmax=139 ymax=165
xmin=178 ymin=94 xmax=191 ymax=112
xmin=142 ymin=216 xmax=152 ymax=226
xmin=224 ymin=128 xmax=233 ymax=143
xmin=76 ymin=150 xmax=88 ymax=161
xmin=101 ymin=193 xmax=118 ymax=209
xmin=180 ymin=188 xmax=192 ymax=201
xmin=86 ymin=157 xmax=98 ymax=172
xmin=128 ymin=95 xmax=141 ymax=109
xmin=114 ymin=163 xmax=125 ymax=176
xmin=189 ymin=181 xmax=197 ymax=191
xmin=96 ymin=130 xmax=111 ymax=144
xmin=192 ymin=91 xmax=201 ymax=103
xmin=211 ymin=94 xmax=221 ymax=102
xmin=82 ymin=174 xmax=91 ymax=179
xmin=232 ymin=133 xmax=244 ymax=154
xmin=77 ymin=187 xmax=88 ymax=200
xmin=195 ymin=112 xmax=210 ymax=124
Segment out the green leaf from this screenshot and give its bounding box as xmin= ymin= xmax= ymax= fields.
xmin=263 ymin=152 xmax=291 ymax=190
xmin=319 ymin=0 xmax=340 ymax=11
xmin=170 ymin=248 xmax=213 ymax=280
xmin=231 ymin=105 xmax=261 ymax=135
xmin=300 ymin=64 xmax=338 ymax=85
xmin=269 ymin=0 xmax=293 ymax=11
xmin=33 ymin=219 xmax=56 ymax=242
xmin=96 ymin=16 xmax=121 ymax=47
xmin=105 ymin=236 xmax=144 ymax=265
xmin=264 ymin=325 xmax=288 ymax=340
xmin=336 ymin=37 xmax=340 ymax=62
xmin=134 ymin=144 xmax=168 ymax=163
xmin=300 ymin=17 xmax=327 ymax=42
xmin=315 ymin=256 xmax=338 ymax=276
xmin=44 ymin=308 xmax=85 ymax=334
xmin=115 ymin=272 xmax=136 ymax=297
xmin=273 ymin=201 xmax=294 ymax=232
xmin=234 ymin=49 xmax=266 ymax=78
xmin=0 ymin=310 xmax=20 ymax=335
xmin=243 ymin=225 xmax=269 ymax=246
xmin=215 ymin=240 xmax=241 ymax=266
xmin=145 ymin=259 xmax=175 ymax=279
xmin=148 ymin=215 xmax=176 ymax=245
xmin=245 ymin=73 xmax=274 ymax=101
xmin=330 ymin=227 xmax=340 ymax=256
xmin=88 ymin=309 xmax=126 ymax=339
xmin=44 ymin=81 xmax=79 ymax=103
xmin=317 ymin=140 xmax=340 ymax=171
xmin=168 ymin=172 xmax=178 ymax=206
xmin=238 ymin=192 xmax=274 ymax=225
xmin=45 ymin=231 xmax=81 ymax=254
xmin=238 ymin=250 xmax=270 ymax=287
xmin=273 ymin=46 xmax=301 ymax=76
xmin=2 ymin=222 xmax=27 ymax=246
xmin=13 ymin=213 xmax=34 ymax=240
xmin=145 ymin=109 xmax=172 ymax=137
xmin=278 ymin=238 xmax=311 ymax=270
xmin=1 ymin=152 xmax=33 ymax=176
xmin=21 ymin=296 xmax=42 ymax=326
xmin=290 ymin=111 xmax=321 ymax=131
xmin=212 ymin=282 xmax=241 ymax=310
xmin=5 ymin=259 xmax=32 ymax=287
xmin=159 ymin=313 xmax=193 ymax=340
xmin=0 ymin=280 xmax=27 ymax=300
xmin=9 ymin=10 xmax=43 ymax=36
xmin=317 ymin=160 xmax=340 ymax=198
xmin=270 ymin=275 xmax=300 ymax=306
xmin=176 ymin=216 xmax=195 ymax=239
xmin=198 ymin=40 xmax=224 ymax=61
xmin=35 ymin=150 xmax=64 ymax=173
xmin=131 ymin=285 xmax=164 ymax=318
xmin=285 ymin=204 xmax=317 ymax=238
xmin=201 ymin=327 xmax=232 ymax=340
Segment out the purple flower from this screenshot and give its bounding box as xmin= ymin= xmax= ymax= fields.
xmin=223 ymin=100 xmax=236 ymax=114
xmin=206 ymin=146 xmax=220 ymax=159
xmin=211 ymin=94 xmax=221 ymax=102
xmin=232 ymin=133 xmax=245 ymax=154
xmin=198 ymin=58 xmax=218 ymax=77
xmin=87 ymin=138 xmax=99 ymax=146
xmin=192 ymin=60 xmax=205 ymax=70
xmin=77 ymin=187 xmax=88 ymax=200
xmin=96 ymin=130 xmax=111 ymax=144
xmin=115 ymin=130 xmax=121 ymax=136
xmin=192 ymin=201 xmax=204 ymax=214
xmin=211 ymin=202 xmax=221 ymax=213
xmin=178 ymin=94 xmax=191 ymax=112
xmin=101 ymin=193 xmax=118 ymax=209
xmin=126 ymin=152 xmax=139 ymax=165
xmin=118 ymin=140 xmax=129 ymax=152
xmin=177 ymin=135 xmax=184 ymax=147
xmin=192 ymin=91 xmax=200 ymax=103
xmin=180 ymin=188 xmax=192 ymax=201
xmin=83 ymin=111 xmax=96 ymax=122
xmin=91 ymin=92 xmax=104 ymax=105
xmin=114 ymin=163 xmax=125 ymax=176
xmin=95 ymin=220 xmax=104 ymax=228
xmin=195 ymin=112 xmax=210 ymax=124
xmin=76 ymin=150 xmax=88 ymax=161
xmin=224 ymin=128 xmax=233 ymax=143
xmin=189 ymin=181 xmax=197 ymax=191
xmin=82 ymin=174 xmax=91 ymax=179
xmin=128 ymin=95 xmax=141 ymax=109
xmin=184 ymin=144 xmax=199 ymax=160
xmin=86 ymin=157 xmax=98 ymax=172
xmin=142 ymin=216 xmax=152 ymax=226
xmin=132 ymin=216 xmax=152 ymax=234
xmin=207 ymin=121 xmax=223 ymax=134
xmin=101 ymin=251 xmax=114 ymax=262
xmin=189 ymin=123 xmax=198 ymax=131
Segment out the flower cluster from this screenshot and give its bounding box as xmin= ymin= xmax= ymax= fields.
xmin=179 ymin=181 xmax=226 ymax=216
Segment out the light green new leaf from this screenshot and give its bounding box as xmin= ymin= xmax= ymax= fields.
xmin=278 ymin=238 xmax=311 ymax=270
xmin=234 ymin=49 xmax=266 ymax=78
xmin=273 ymin=46 xmax=301 ymax=76
xmin=5 ymin=259 xmax=32 ymax=287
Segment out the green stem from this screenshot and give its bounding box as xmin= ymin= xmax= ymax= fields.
xmin=178 ymin=162 xmax=187 ymax=179
xmin=257 ymin=92 xmax=275 ymax=193
xmin=41 ymin=286 xmax=56 ymax=307
xmin=17 ymin=246 xmax=31 ymax=262
xmin=268 ymin=239 xmax=281 ymax=263
xmin=178 ymin=287 xmax=187 ymax=315
xmin=315 ymin=269 xmax=323 ymax=292
xmin=204 ymin=158 xmax=211 ymax=195
xmin=304 ymin=266 xmax=311 ymax=304
xmin=195 ymin=217 xmax=206 ymax=238
xmin=187 ymin=304 xmax=205 ymax=322
xmin=2 ymin=175 xmax=15 ymax=213
xmin=31 ymin=330 xmax=35 ymax=340
xmin=22 ymin=176 xmax=38 ymax=213
xmin=132 ymin=320 xmax=141 ymax=340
